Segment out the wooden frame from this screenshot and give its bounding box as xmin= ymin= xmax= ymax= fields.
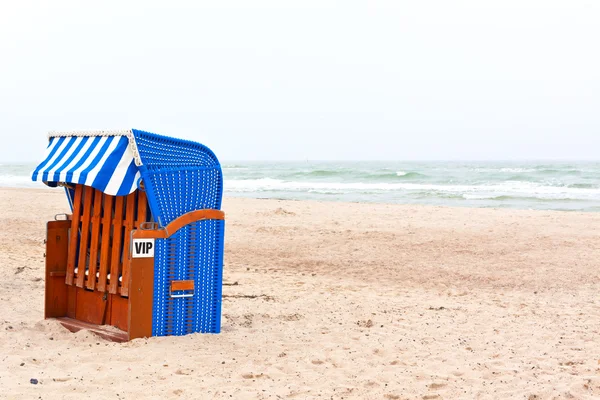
xmin=45 ymin=194 xmax=225 ymax=341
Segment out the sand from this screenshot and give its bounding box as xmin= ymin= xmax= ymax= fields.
xmin=1 ymin=187 xmax=600 ymax=399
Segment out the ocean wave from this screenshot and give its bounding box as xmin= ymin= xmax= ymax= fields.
xmin=283 ymin=169 xmax=429 ymax=181
xmin=301 ymin=169 xmax=349 ymax=177
xmin=505 ymin=174 xmax=538 ymax=182
xmin=222 ymin=164 xmax=247 ymax=168
xmin=362 ymin=171 xmax=428 ymax=180
xmin=462 ymin=194 xmax=587 ymax=202
xmin=568 ymin=183 xmax=598 ymax=189
xmin=3 ymin=160 xmax=600 ymax=211
xmin=0 ymin=175 xmax=39 ymax=188
xmin=469 ymin=167 xmax=538 ymax=173
xmin=469 ymin=167 xmax=585 ymax=176
xmin=537 ymin=168 xmax=582 ymax=176
xmin=222 ymin=165 xmax=249 ymax=171
xmin=224 ymin=178 xmax=600 ymax=200
xmin=394 ymin=171 xmax=426 ymax=179
xmin=499 ymin=167 xmax=538 ymax=173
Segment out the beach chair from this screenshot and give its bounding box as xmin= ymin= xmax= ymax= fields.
xmin=31 ymin=129 xmax=225 ymax=341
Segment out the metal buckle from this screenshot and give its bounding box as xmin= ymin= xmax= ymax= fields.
xmin=54 ymin=213 xmax=69 ymax=221
xmin=169 ymin=289 xmax=194 ymax=299
xmin=139 ymin=221 xmax=159 ymax=230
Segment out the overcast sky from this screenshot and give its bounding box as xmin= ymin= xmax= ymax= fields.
xmin=1 ymin=1 xmax=598 ymax=162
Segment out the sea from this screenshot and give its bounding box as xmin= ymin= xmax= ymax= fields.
xmin=3 ymin=161 xmax=600 ymax=212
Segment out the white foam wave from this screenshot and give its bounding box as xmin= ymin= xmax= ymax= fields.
xmin=499 ymin=167 xmax=537 ymax=173
xmin=468 ymin=167 xmax=538 ymax=173
xmin=396 ymin=171 xmax=407 ymax=176
xmin=462 ymin=194 xmax=495 ymax=200
xmin=0 ymin=175 xmax=38 ymax=188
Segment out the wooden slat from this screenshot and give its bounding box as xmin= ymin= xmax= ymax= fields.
xmin=120 ymin=192 xmax=136 ymax=297
xmin=96 ymin=194 xmax=113 ymax=293
xmin=66 ymin=185 xmax=83 ymax=286
xmin=86 ymin=189 xmax=104 ymax=291
xmin=135 ymin=190 xmax=147 ymax=228
xmin=75 ymin=186 xmax=94 ymax=288
xmin=108 ymin=196 xmax=124 ymax=294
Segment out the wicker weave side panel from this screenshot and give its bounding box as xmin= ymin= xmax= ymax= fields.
xmin=141 ymin=167 xmax=222 ymax=226
xmin=152 ymin=219 xmax=225 ymax=336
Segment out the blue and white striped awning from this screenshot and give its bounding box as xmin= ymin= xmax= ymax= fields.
xmin=31 ymin=131 xmax=141 ymax=196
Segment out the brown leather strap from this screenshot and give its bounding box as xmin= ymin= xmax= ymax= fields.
xmin=134 ymin=209 xmax=225 ymax=239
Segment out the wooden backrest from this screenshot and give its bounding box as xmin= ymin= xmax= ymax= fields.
xmin=65 ymin=185 xmax=149 ymax=297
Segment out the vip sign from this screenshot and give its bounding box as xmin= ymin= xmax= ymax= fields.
xmin=132 ymin=238 xmax=155 ymax=258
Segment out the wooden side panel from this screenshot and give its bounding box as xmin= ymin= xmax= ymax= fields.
xmin=97 ymin=194 xmax=113 ymax=293
xmin=45 ymin=220 xmax=71 ymax=319
xmin=76 ymin=186 xmax=94 ymax=288
xmin=74 ymin=287 xmax=109 ymax=325
xmin=66 ymin=185 xmax=83 ymax=285
xmin=120 ymin=193 xmax=136 ymax=297
xmin=86 ymin=189 xmax=103 ymax=291
xmin=66 ymin=285 xmax=77 ymax=319
xmin=128 ymin=253 xmax=154 ymax=340
xmin=108 ymin=196 xmax=124 ymax=294
xmin=110 ymin=295 xmax=129 ymax=332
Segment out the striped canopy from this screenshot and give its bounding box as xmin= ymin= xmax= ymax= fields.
xmin=32 ymin=132 xmax=141 ymax=196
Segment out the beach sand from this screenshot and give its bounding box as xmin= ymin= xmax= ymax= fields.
xmin=1 ymin=188 xmax=599 ymax=399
